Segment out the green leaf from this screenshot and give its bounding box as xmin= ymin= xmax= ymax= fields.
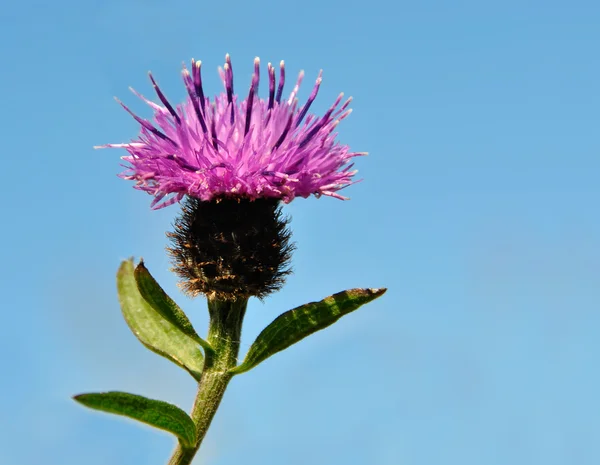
xmin=230 ymin=287 xmax=387 ymax=375
xmin=134 ymin=261 xmax=213 ymax=355
xmin=117 ymin=259 xmax=204 ymax=380
xmin=74 ymin=391 xmax=196 ymax=448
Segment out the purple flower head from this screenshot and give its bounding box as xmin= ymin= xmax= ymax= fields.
xmin=96 ymin=55 xmax=363 ymax=208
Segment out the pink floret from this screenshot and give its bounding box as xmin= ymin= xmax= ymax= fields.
xmin=96 ymin=55 xmax=362 ymax=209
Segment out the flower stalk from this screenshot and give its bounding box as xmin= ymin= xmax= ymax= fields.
xmin=168 ymin=296 xmax=248 ymax=465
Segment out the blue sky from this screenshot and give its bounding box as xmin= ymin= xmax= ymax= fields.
xmin=1 ymin=0 xmax=599 ymax=464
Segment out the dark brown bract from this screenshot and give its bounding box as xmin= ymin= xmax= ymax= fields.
xmin=167 ymin=197 xmax=294 ymax=300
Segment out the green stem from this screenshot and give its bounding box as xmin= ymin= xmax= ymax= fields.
xmin=167 ymin=296 xmax=247 ymax=465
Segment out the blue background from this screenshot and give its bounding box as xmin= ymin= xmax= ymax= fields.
xmin=1 ymin=0 xmax=599 ymax=464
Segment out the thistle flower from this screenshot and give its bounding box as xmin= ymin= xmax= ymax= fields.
xmin=98 ymin=55 xmax=363 ymax=299
xmin=96 ymin=54 xmax=362 ymax=209
xmin=77 ymin=54 xmax=383 ymax=465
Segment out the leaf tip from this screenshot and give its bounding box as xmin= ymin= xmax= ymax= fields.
xmin=370 ymin=287 xmax=387 ymax=298
xmin=134 ymin=259 xmax=149 ymax=276
xmin=72 ymin=393 xmax=93 ymax=407
xmin=118 ymin=258 xmax=135 ymax=274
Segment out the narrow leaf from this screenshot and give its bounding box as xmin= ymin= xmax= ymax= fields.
xmin=117 ymin=259 xmax=204 ymax=380
xmin=134 ymin=261 xmax=213 ymax=354
xmin=230 ymin=287 xmax=386 ymax=375
xmin=74 ymin=391 xmax=196 ymax=448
